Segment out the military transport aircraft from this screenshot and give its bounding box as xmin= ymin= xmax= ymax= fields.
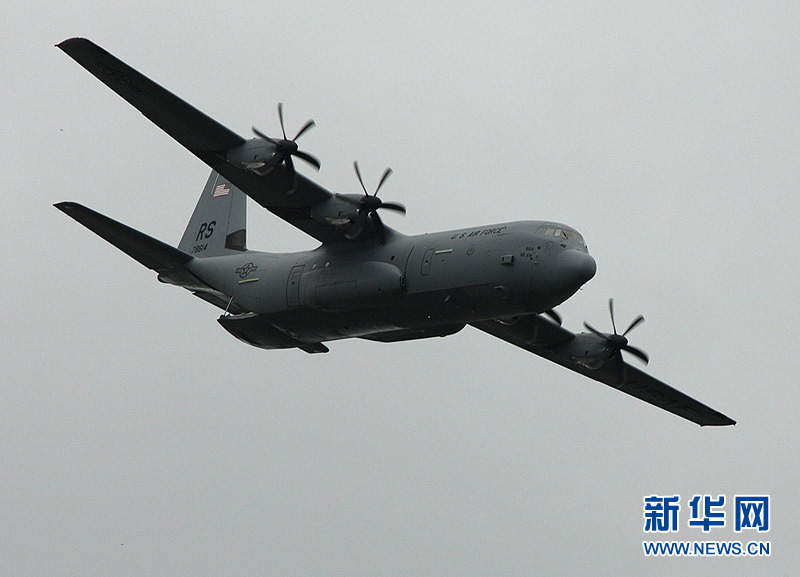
xmin=55 ymin=38 xmax=735 ymax=427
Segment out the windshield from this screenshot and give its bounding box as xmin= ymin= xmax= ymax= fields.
xmin=535 ymin=224 xmax=586 ymax=249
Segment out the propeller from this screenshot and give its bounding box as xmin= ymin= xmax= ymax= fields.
xmin=583 ymin=298 xmax=649 ymax=371
xmin=335 ymin=161 xmax=406 ymax=244
xmin=543 ymin=309 xmax=562 ymax=325
xmin=252 ymin=103 xmax=320 ymax=188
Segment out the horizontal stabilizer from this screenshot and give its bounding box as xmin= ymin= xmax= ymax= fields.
xmin=55 ymin=201 xmax=191 ymax=273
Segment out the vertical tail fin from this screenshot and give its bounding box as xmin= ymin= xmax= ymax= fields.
xmin=179 ymin=171 xmax=247 ymax=257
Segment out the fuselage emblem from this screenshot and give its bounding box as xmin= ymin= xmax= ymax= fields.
xmin=236 ymin=262 xmax=258 ymax=278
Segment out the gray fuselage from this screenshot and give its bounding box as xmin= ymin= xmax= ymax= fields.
xmin=188 ymin=220 xmax=596 ymax=347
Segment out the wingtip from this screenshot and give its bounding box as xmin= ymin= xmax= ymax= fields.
xmin=56 ymin=37 xmax=85 ymax=50
xmin=699 ymin=417 xmax=737 ymax=427
xmin=56 ymin=37 xmax=103 ymax=57
xmin=54 ymin=201 xmax=77 ymax=211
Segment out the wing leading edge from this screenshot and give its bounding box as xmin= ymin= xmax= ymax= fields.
xmin=471 ymin=315 xmax=736 ymax=427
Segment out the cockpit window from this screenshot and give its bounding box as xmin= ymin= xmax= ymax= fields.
xmin=535 ymin=224 xmax=586 ymax=248
xmin=562 ymin=229 xmax=583 ymax=244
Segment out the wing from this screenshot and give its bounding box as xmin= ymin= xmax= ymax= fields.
xmin=57 ymin=37 xmax=379 ymax=243
xmin=471 ymin=315 xmax=736 ymax=427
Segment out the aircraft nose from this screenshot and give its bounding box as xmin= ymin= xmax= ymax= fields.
xmin=557 ymin=249 xmax=596 ymax=287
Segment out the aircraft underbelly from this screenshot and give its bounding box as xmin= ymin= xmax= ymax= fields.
xmin=261 ymin=286 xmax=536 ymax=343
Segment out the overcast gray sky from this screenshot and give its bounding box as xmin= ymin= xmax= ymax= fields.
xmin=4 ymin=2 xmax=799 ymax=575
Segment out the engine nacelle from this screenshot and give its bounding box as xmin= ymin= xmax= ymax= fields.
xmin=308 ymin=194 xmax=363 ymax=233
xmin=226 ymin=139 xmax=279 ymax=173
xmin=556 ymin=332 xmax=616 ymax=370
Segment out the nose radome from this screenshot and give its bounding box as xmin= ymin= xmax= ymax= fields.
xmin=557 ymin=249 xmax=596 ymax=286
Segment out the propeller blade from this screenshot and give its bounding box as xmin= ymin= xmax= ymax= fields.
xmin=623 ymin=344 xmax=649 ymax=365
xmin=623 ymin=314 xmax=645 ymax=337
xmin=334 ymin=193 xmax=362 ymax=206
xmin=609 ymin=298 xmax=618 ymax=335
xmin=370 ymin=211 xmax=386 ymax=244
xmin=615 ymin=351 xmax=626 ymax=385
xmin=583 ymin=321 xmax=606 ymax=339
xmin=379 ymin=202 xmax=406 ymax=214
xmin=277 ymin=102 xmax=287 ymax=139
xmin=293 ymin=149 xmax=321 ymax=170
xmin=293 ymin=119 xmax=316 ymax=141
xmin=375 ymin=167 xmax=393 ymax=196
xmin=354 ymin=161 xmax=368 ymax=196
xmin=544 ymin=309 xmax=562 ymax=325
xmin=284 ymin=155 xmax=297 ymax=190
xmin=252 ymin=126 xmax=278 ymax=145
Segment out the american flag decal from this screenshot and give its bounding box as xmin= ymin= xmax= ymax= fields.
xmin=213 ymin=183 xmax=230 ymax=197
